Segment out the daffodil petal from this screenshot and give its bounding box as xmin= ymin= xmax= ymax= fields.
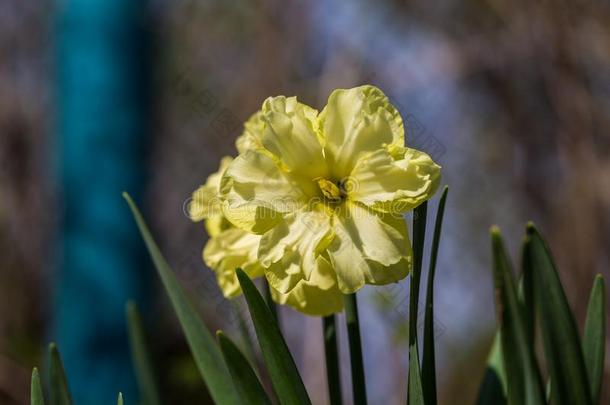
xmin=270 ymin=255 xmax=344 ymax=316
xmin=203 ymin=227 xmax=264 ymax=298
xmin=349 ymin=146 xmax=441 ymax=214
xmin=255 ymin=96 xmax=328 ymax=179
xmin=204 ymin=215 xmax=231 ymax=238
xmin=220 ymin=149 xmax=307 ymax=234
xmin=319 ymin=85 xmax=404 ymax=178
xmin=260 ymin=208 xmax=334 ymax=293
xmin=189 ymin=156 xmax=233 ymax=221
xmin=327 ymin=201 xmax=412 ymax=293
xmin=235 ymin=111 xmax=265 ymax=154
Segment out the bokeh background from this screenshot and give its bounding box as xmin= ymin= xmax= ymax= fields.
xmin=1 ymin=0 xmax=609 ymax=404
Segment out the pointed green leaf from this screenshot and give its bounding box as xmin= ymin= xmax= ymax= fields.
xmin=525 ymin=224 xmax=592 ymax=405
xmin=123 ymin=193 xmax=239 ymax=405
xmin=49 ymin=343 xmax=73 ymax=405
xmin=583 ymin=274 xmax=605 ymax=404
xmin=31 ymin=368 xmax=45 ymax=405
xmin=422 ymin=186 xmax=448 ymax=405
xmin=408 ymin=344 xmax=425 ymax=405
xmin=476 ymin=333 xmax=507 ymax=405
xmin=519 ymin=239 xmax=535 ymax=345
xmin=217 ymin=331 xmax=272 ymax=405
xmin=491 ymin=228 xmax=544 ymax=405
xmin=117 ymin=392 xmax=123 ymax=405
xmin=126 ymin=301 xmax=161 ymax=405
xmin=236 ymin=269 xmax=311 ymax=405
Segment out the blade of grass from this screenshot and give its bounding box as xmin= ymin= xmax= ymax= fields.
xmin=123 ymin=193 xmax=239 ymax=405
xmin=117 ymin=392 xmax=123 ymax=405
xmin=323 ymin=315 xmax=343 ymax=405
xmin=217 ymin=331 xmax=272 ymax=405
xmin=126 ymin=301 xmax=161 ymax=405
xmin=525 ymin=223 xmax=592 ymax=405
xmin=491 ymin=228 xmax=544 ymax=405
xmin=236 ymin=268 xmax=311 ymax=405
xmin=49 ymin=343 xmax=73 ymax=405
xmin=422 ymin=186 xmax=448 ymax=405
xmin=583 ymin=274 xmax=605 ymax=404
xmin=344 ymin=293 xmax=367 ymax=405
xmin=475 ymin=333 xmax=507 ymax=405
xmin=31 ymin=368 xmax=45 ymax=405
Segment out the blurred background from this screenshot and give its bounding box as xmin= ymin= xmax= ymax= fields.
xmin=1 ymin=0 xmax=609 ymax=403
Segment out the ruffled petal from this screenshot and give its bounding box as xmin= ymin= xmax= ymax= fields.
xmin=189 ymin=156 xmax=233 ymax=221
xmin=203 ymin=227 xmax=264 ymax=298
xmin=270 ymin=255 xmax=344 ymax=316
xmin=260 ymin=207 xmax=334 ymax=293
xmin=256 ymin=96 xmax=329 ymax=180
xmin=327 ymin=201 xmax=412 ymax=293
xmin=220 ymin=149 xmax=309 ymax=234
xmin=235 ymin=111 xmax=264 ymax=154
xmin=319 ymin=85 xmax=404 ymax=178
xmin=349 ymin=146 xmax=441 ymax=214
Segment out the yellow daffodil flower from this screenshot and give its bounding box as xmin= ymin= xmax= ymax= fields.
xmin=190 ymin=131 xmax=344 ymax=315
xmin=220 ymin=85 xmax=441 ymax=295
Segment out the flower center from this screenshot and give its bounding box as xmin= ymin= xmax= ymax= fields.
xmin=317 ymin=178 xmax=345 ymax=202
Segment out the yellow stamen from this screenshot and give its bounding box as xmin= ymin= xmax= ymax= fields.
xmin=317 ymin=178 xmax=344 ymax=201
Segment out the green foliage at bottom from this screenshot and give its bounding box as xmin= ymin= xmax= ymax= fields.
xmin=28 ymin=191 xmax=605 ymax=405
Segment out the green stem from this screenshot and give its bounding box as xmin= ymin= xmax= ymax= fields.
xmin=323 ymin=315 xmax=343 ymax=405
xmin=422 ymin=187 xmax=448 ymax=405
xmin=409 ymin=201 xmax=428 ymax=346
xmin=344 ymin=293 xmax=367 ymax=405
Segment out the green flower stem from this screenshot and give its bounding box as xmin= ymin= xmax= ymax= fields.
xmin=323 ymin=315 xmax=343 ymax=405
xmin=409 ymin=201 xmax=428 ymax=346
xmin=344 ymin=293 xmax=367 ymax=405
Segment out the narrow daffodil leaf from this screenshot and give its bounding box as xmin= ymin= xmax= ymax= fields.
xmin=236 ymin=269 xmax=311 ymax=405
xmin=408 ymin=344 xmax=425 ymax=405
xmin=262 ymin=279 xmax=278 ymax=321
xmin=323 ymin=315 xmax=343 ymax=405
xmin=525 ymin=223 xmax=592 ymax=405
xmin=475 ymin=333 xmax=507 ymax=405
xmin=123 ymin=193 xmax=239 ymax=405
xmin=519 ymin=240 xmax=535 ymax=345
xmin=491 ymin=228 xmax=544 ymax=405
xmin=344 ymin=293 xmax=367 ymax=405
xmin=117 ymin=392 xmax=123 ymax=405
xmin=49 ymin=343 xmax=73 ymax=405
xmin=31 ymin=368 xmax=45 ymax=405
xmin=126 ymin=301 xmax=161 ymax=405
xmin=217 ymin=331 xmax=271 ymax=405
xmin=583 ymin=274 xmax=605 ymax=404
xmin=422 ymin=186 xmax=448 ymax=405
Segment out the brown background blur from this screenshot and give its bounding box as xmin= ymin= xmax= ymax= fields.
xmin=1 ymin=0 xmax=609 ymax=404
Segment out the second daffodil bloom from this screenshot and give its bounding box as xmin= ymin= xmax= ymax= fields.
xmin=220 ymin=85 xmax=441 ymax=296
